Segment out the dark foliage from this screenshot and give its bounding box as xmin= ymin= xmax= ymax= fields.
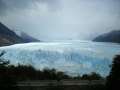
xmin=81 ymin=72 xmax=103 ymax=80
xmin=0 ymin=64 xmax=103 ymax=81
xmin=106 ymin=55 xmax=120 ymax=90
xmin=0 ymin=51 xmax=18 ymax=90
xmin=6 ymin=65 xmax=72 ymax=81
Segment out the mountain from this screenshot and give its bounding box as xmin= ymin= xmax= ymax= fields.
xmin=0 ymin=22 xmax=40 ymax=46
xmin=93 ymin=30 xmax=120 ymax=43
xmin=14 ymin=31 xmax=40 ymax=42
xmin=0 ymin=22 xmax=25 ymax=46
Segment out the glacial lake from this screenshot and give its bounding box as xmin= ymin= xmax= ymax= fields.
xmin=0 ymin=40 xmax=120 ymax=76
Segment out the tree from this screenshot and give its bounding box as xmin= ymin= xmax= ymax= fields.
xmin=81 ymin=72 xmax=102 ymax=80
xmin=0 ymin=51 xmax=9 ymax=67
xmin=106 ymin=55 xmax=120 ymax=90
xmin=0 ymin=51 xmax=17 ymax=90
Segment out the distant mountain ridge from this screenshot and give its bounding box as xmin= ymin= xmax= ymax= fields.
xmin=0 ymin=22 xmax=40 ymax=46
xmin=14 ymin=30 xmax=40 ymax=42
xmin=93 ymin=30 xmax=120 ymax=43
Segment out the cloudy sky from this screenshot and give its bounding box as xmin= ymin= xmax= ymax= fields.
xmin=0 ymin=0 xmax=120 ymax=41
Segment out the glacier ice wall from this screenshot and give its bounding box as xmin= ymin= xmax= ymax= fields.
xmin=0 ymin=41 xmax=120 ymax=76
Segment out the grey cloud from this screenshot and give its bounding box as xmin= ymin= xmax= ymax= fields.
xmin=0 ymin=0 xmax=35 ymax=15
xmin=0 ymin=0 xmax=120 ymax=41
xmin=0 ymin=0 xmax=7 ymax=15
xmin=0 ymin=0 xmax=60 ymax=15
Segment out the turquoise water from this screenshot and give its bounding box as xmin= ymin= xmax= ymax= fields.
xmin=0 ymin=40 xmax=120 ymax=76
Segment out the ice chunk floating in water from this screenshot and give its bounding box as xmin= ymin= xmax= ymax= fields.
xmin=0 ymin=41 xmax=120 ymax=76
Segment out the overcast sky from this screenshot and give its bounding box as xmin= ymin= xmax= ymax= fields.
xmin=0 ymin=0 xmax=120 ymax=41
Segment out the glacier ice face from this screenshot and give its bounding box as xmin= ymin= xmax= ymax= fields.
xmin=0 ymin=41 xmax=120 ymax=76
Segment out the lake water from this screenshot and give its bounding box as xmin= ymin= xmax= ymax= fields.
xmin=0 ymin=40 xmax=120 ymax=76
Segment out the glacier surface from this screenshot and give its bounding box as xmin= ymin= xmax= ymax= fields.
xmin=0 ymin=40 xmax=120 ymax=76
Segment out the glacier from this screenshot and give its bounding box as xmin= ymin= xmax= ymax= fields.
xmin=0 ymin=40 xmax=120 ymax=76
